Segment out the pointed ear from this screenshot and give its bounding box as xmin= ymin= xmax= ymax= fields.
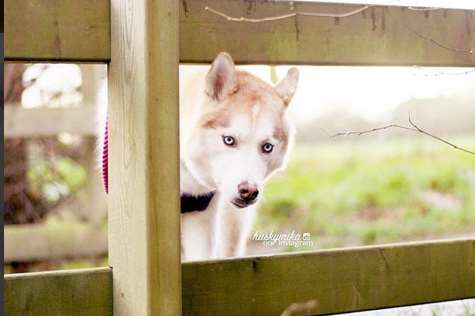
xmin=205 ymin=52 xmax=238 ymax=101
xmin=275 ymin=67 xmax=299 ymax=106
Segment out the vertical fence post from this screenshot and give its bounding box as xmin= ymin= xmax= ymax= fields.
xmin=108 ymin=0 xmax=181 ymax=315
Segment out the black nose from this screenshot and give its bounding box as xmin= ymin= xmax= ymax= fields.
xmin=238 ymin=181 xmax=259 ymax=201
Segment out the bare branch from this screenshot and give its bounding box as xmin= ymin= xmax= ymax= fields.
xmin=411 ymin=67 xmax=475 ymax=77
xmin=407 ymin=114 xmax=475 ymax=155
xmin=407 ymin=6 xmax=441 ymax=11
xmin=327 ymin=116 xmax=475 ymax=156
xmin=205 ymin=5 xmax=371 ymax=23
xmin=328 ymin=124 xmax=417 ymax=138
xmin=385 ymin=10 xmax=474 ymax=54
xmin=205 ymin=5 xmax=474 ymax=55
xmin=281 ymin=299 xmax=318 ymax=316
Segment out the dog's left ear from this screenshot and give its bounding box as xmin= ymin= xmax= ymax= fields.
xmin=275 ymin=67 xmax=299 ymax=106
xmin=206 ymin=52 xmax=238 ymax=101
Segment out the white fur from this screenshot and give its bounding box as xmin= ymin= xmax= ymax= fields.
xmin=100 ymin=53 xmax=298 ymax=262
xmin=179 ymin=53 xmax=299 ymax=261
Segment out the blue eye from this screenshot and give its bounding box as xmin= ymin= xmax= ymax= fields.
xmin=262 ymin=143 xmax=274 ymax=153
xmin=223 ymin=136 xmax=236 ymax=147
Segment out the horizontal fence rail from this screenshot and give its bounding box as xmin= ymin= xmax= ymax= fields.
xmin=4 ymin=105 xmax=97 ymax=138
xmin=4 ymin=0 xmax=111 ymax=62
xmin=4 ymin=221 xmax=107 ymax=262
xmin=5 ymin=0 xmax=475 ymax=66
xmin=4 ymin=268 xmax=112 ymax=316
xmin=5 ymin=239 xmax=475 ymax=315
xmin=182 ymin=238 xmax=475 ymax=315
xmin=179 ymin=0 xmax=475 ymax=66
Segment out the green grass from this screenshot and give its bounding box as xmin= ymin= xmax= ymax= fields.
xmin=256 ymin=137 xmax=475 ymax=249
xmin=8 ymin=136 xmax=475 ymax=272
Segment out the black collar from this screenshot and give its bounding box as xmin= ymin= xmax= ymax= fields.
xmin=181 ymin=191 xmax=215 ymax=213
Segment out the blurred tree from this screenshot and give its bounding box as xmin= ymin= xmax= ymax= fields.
xmin=4 ymin=64 xmax=49 ymax=225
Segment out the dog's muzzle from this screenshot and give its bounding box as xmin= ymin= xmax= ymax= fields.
xmin=231 ymin=197 xmax=258 ymax=209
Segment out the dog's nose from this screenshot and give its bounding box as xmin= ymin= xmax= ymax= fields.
xmin=238 ymin=181 xmax=259 ymax=202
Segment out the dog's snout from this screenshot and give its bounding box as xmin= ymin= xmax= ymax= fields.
xmin=238 ymin=181 xmax=259 ymax=201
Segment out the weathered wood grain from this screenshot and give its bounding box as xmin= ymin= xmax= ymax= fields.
xmin=5 ymin=0 xmax=475 ymax=66
xmin=5 ymin=239 xmax=474 ymax=315
xmin=4 ymin=268 xmax=112 ymax=316
xmin=180 ymin=0 xmax=475 ymax=66
xmin=4 ymin=105 xmax=97 ymax=138
xmin=306 ymin=0 xmax=475 ymax=9
xmin=108 ymin=0 xmax=181 ymax=315
xmin=5 ymin=0 xmax=110 ymax=62
xmin=182 ymin=238 xmax=475 ymax=315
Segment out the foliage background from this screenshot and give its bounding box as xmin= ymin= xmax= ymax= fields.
xmin=4 ymin=64 xmax=475 ymax=270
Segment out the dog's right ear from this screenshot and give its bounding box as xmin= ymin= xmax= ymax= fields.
xmin=206 ymin=52 xmax=238 ymax=101
xmin=275 ymin=67 xmax=299 ymax=107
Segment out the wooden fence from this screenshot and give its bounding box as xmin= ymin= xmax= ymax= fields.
xmin=4 ymin=105 xmax=97 ymax=138
xmin=4 ymin=220 xmax=107 ymax=262
xmin=3 ymin=103 xmax=108 ymax=262
xmin=5 ymin=239 xmax=475 ymax=315
xmin=4 ymin=66 xmax=108 ymax=262
xmin=4 ymin=0 xmax=475 ymax=315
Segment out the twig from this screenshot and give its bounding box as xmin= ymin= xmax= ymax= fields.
xmin=281 ymin=299 xmax=318 ymax=316
xmin=407 ymin=114 xmax=475 ymax=155
xmin=204 ymin=5 xmax=371 ymax=23
xmin=327 ymin=116 xmax=475 ymax=156
xmin=384 ymin=10 xmax=474 ymax=54
xmin=402 ymin=23 xmax=474 ymax=54
xmin=411 ymin=67 xmax=475 ymax=77
xmin=407 ymin=6 xmax=441 ymax=11
xmin=328 ymin=124 xmax=417 ymax=137
xmin=205 ymin=5 xmax=474 ymax=54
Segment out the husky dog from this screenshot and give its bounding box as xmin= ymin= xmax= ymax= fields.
xmin=100 ymin=52 xmax=298 ymax=261
xmin=180 ymin=52 xmax=299 ymax=261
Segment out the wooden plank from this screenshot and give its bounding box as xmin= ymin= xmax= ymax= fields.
xmin=4 ymin=220 xmax=107 ymax=262
xmin=4 ymin=267 xmax=112 ymax=316
xmin=5 ymin=0 xmax=474 ymax=66
xmin=108 ymin=0 xmax=181 ymax=315
xmin=308 ymin=0 xmax=475 ymax=10
xmin=4 ymin=0 xmax=110 ymax=62
xmin=182 ymin=238 xmax=475 ymax=315
xmin=4 ymin=105 xmax=97 ymax=138
xmin=4 ymin=239 xmax=474 ymax=315
xmin=180 ymin=0 xmax=475 ymax=66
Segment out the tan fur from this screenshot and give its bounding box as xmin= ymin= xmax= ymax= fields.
xmin=199 ymin=71 xmax=286 ymax=132
xmin=199 ymin=110 xmax=230 ymax=129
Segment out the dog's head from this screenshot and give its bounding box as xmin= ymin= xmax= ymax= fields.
xmin=185 ymin=52 xmax=299 ymax=209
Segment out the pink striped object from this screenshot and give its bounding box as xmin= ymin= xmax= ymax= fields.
xmin=102 ymin=117 xmax=109 ymax=194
